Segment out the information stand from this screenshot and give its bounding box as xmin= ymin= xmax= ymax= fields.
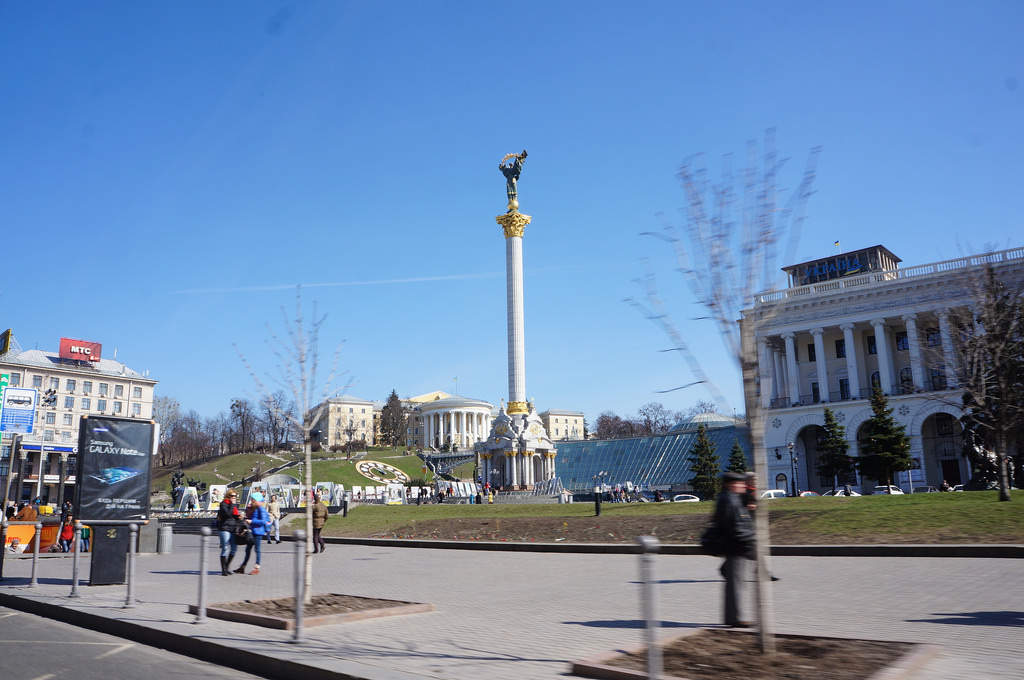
xmin=89 ymin=524 xmax=130 ymax=585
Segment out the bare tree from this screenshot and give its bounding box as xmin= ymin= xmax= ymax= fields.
xmin=260 ymin=390 xmax=293 ymax=452
xmin=637 ymin=401 xmax=674 ymax=434
xmin=628 ymin=130 xmax=820 ymax=653
xmin=152 ymin=396 xmax=181 ymax=466
xmin=236 ymin=288 xmax=349 ymax=604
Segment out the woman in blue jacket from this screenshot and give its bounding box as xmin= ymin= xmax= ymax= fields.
xmin=234 ymin=491 xmax=269 ymax=575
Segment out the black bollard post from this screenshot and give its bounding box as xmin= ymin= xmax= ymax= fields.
xmin=594 ymin=488 xmax=602 ymax=517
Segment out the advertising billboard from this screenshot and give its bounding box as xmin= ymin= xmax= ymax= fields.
xmin=59 ymin=337 xmax=102 ymax=363
xmin=75 ymin=416 xmax=155 ymax=521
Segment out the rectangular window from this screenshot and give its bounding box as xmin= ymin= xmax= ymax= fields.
xmin=114 ymin=384 xmax=123 ymax=397
xmin=32 ymin=375 xmax=43 ymax=388
xmin=81 ymin=398 xmax=90 ymax=410
xmin=132 ymin=386 xmax=142 ymax=399
xmin=45 ymin=412 xmax=55 ymax=425
xmin=63 ymin=413 xmax=72 ymax=426
xmin=349 ymin=407 xmax=353 ymax=413
xmin=132 ymin=403 xmax=141 ymax=416
xmin=9 ymin=373 xmax=20 ymax=387
xmin=66 ymin=379 xmax=76 ymax=392
xmin=113 ymin=401 xmax=122 ymax=413
xmin=895 ymin=331 xmax=909 ymax=351
xmin=83 ymin=381 xmax=93 ymax=394
xmin=926 ymin=329 xmax=941 ymax=347
xmin=361 ymin=408 xmax=365 ymax=414
xmin=44 ymin=430 xmax=54 ymax=442
xmin=62 ymin=431 xmax=71 ymax=443
xmin=97 ymin=399 xmax=107 ymax=412
xmin=64 ymin=396 xmax=74 ymax=409
xmin=807 ymin=343 xmax=816 ymax=362
xmin=835 ymin=339 xmax=846 ymax=359
xmin=931 ymin=367 xmax=947 ymax=391
xmin=49 ymin=377 xmax=59 ymax=390
xmin=0 ymin=463 xmax=7 ymax=477
xmin=99 ymin=383 xmax=108 ymax=396
xmin=811 ymin=382 xmax=820 ymax=403
xmin=867 ymin=335 xmax=877 ymax=355
xmin=839 ymin=378 xmax=850 ymax=400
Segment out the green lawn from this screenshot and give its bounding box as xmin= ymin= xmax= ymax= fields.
xmin=152 ymin=452 xmax=286 ymax=492
xmin=314 ymin=491 xmax=1024 ymax=544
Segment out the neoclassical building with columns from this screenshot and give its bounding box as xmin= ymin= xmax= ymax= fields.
xmin=405 ymin=391 xmax=494 ymax=451
xmin=740 ymin=244 xmax=1024 ymax=494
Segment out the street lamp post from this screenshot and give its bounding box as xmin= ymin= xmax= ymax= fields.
xmin=787 ymin=442 xmax=797 ymax=497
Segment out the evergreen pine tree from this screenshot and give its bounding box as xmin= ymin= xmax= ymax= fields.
xmin=857 ymin=387 xmax=912 ymax=489
xmin=816 ymin=407 xmax=854 ymax=492
xmin=379 ymin=389 xmax=408 ymax=447
xmin=727 ymin=438 xmax=748 ymax=474
xmin=689 ymin=423 xmax=721 ymax=499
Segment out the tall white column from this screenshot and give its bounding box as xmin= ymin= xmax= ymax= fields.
xmin=757 ymin=337 xmax=772 ymax=409
xmin=811 ymin=327 xmax=829 ymax=402
xmin=902 ymin=314 xmax=924 ymax=392
xmin=783 ymin=332 xmax=800 ymax=404
xmin=771 ymin=349 xmax=784 ymax=402
xmin=871 ymin=318 xmax=893 ymax=394
xmin=506 ymin=231 xmax=527 ymax=408
xmin=510 ymin=453 xmax=518 ymax=486
xmin=840 ymin=323 xmax=861 ymax=400
xmin=937 ymin=311 xmax=959 ymax=389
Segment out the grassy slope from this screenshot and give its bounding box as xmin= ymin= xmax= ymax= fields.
xmin=152 ymin=452 xmax=285 ymax=492
xmin=318 ymin=492 xmax=1024 ymax=544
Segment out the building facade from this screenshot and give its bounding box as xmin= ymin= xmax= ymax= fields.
xmin=402 ymin=391 xmax=494 ymax=451
xmin=0 ymin=338 xmax=157 ymax=505
xmin=740 ymin=245 xmax=1024 ymax=494
xmin=539 ymin=409 xmax=585 ymax=441
xmin=312 ymin=396 xmax=377 ymax=448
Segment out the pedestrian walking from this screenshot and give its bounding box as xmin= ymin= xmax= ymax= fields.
xmin=216 ymin=490 xmax=242 ymax=576
xmin=312 ymin=492 xmax=328 ymax=553
xmin=713 ymin=471 xmax=757 ymax=627
xmin=79 ymin=524 xmax=91 ymax=552
xmin=267 ymin=494 xmax=282 ymax=544
xmin=234 ymin=492 xmax=269 ymax=575
xmin=58 ymin=515 xmax=75 ymax=552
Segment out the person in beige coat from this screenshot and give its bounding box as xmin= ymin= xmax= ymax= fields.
xmin=311 ymin=492 xmax=328 ymax=554
xmin=267 ymin=494 xmax=281 ymax=544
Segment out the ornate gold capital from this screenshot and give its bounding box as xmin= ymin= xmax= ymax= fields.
xmin=524 ymin=450 xmax=535 ymax=457
xmin=496 ymin=211 xmax=531 ymax=239
xmin=481 ymin=453 xmax=491 ymax=459
xmin=507 ymin=400 xmax=528 ymax=414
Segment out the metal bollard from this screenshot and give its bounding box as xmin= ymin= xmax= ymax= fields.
xmin=195 ymin=527 xmax=210 ymax=623
xmin=30 ymin=521 xmax=42 ymax=588
xmin=636 ymin=536 xmax=662 ymax=680
xmin=292 ymin=529 xmax=306 ymax=643
xmin=0 ymin=516 xmax=7 ymax=581
xmin=124 ymin=523 xmax=138 ymax=608
xmin=69 ymin=520 xmax=81 ymax=598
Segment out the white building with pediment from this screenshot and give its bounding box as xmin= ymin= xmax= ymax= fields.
xmin=740 ymin=244 xmax=1024 ymax=494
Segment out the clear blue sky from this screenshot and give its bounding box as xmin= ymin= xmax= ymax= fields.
xmin=2 ymin=2 xmax=1021 ymax=425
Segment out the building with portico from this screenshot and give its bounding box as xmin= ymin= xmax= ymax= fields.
xmin=404 ymin=391 xmax=494 ymax=451
xmin=740 ymin=244 xmax=1024 ymax=494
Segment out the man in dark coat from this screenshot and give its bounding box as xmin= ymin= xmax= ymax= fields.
xmin=713 ymin=471 xmax=756 ymax=627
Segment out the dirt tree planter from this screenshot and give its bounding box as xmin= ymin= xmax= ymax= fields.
xmin=187 ymin=593 xmax=434 ymax=630
xmin=571 ymin=628 xmax=940 ymax=680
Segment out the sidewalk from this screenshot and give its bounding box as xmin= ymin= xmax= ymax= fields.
xmin=1 ymin=535 xmax=1022 ymax=679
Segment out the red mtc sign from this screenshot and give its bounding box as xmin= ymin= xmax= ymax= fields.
xmin=59 ymin=337 xmax=102 ymax=362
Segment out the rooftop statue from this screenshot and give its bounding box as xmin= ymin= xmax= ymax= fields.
xmin=499 ymin=150 xmax=528 ymax=211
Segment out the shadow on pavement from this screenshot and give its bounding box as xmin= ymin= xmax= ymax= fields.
xmin=628 ymin=579 xmax=721 ymax=584
xmin=906 ymin=611 xmax=1023 ymax=627
xmin=562 ymin=619 xmax=712 ymax=629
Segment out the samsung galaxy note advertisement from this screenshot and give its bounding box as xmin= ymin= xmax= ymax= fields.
xmin=76 ymin=415 xmax=156 ymax=520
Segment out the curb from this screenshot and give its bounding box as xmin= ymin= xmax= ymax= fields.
xmin=0 ymin=592 xmax=422 ymax=680
xmin=298 ymin=536 xmax=1024 ymax=558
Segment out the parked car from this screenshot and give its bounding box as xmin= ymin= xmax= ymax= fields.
xmin=913 ymin=486 xmax=939 ymax=493
xmin=952 ymin=484 xmax=965 ymax=492
xmin=871 ymin=485 xmax=905 ymax=495
xmin=798 ymin=491 xmax=820 ymax=497
xmin=759 ymin=489 xmax=787 ymax=499
xmin=822 ymin=488 xmax=861 ymax=496
xmin=671 ymin=494 xmax=700 ymax=503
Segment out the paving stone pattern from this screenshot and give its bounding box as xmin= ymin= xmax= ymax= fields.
xmin=1 ymin=537 xmax=1021 ymax=679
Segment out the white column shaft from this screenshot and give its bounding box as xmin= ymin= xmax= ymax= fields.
xmin=757 ymin=338 xmax=772 ymax=408
xmin=937 ymin=311 xmax=959 ymax=389
xmin=812 ymin=328 xmax=829 ymax=402
xmin=506 ymin=235 xmax=526 ymax=404
xmin=783 ymin=333 xmax=800 ymax=404
xmin=841 ymin=324 xmax=861 ymax=399
xmin=903 ymin=315 xmax=925 ymax=391
xmin=872 ymin=319 xmax=893 ymax=394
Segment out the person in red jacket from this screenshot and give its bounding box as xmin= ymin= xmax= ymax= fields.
xmin=59 ymin=516 xmax=75 ymax=553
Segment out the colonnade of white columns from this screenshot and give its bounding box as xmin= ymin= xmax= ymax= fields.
xmin=480 ymin=451 xmax=556 ymax=488
xmin=422 ymin=409 xmax=490 ymax=449
xmin=760 ymin=308 xmax=966 ymax=408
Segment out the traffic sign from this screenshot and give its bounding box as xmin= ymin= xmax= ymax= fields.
xmin=1 ymin=386 xmax=37 ymax=433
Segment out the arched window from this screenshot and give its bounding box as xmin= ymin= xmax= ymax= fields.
xmin=775 ymin=473 xmax=788 ymax=491
xmin=899 ymin=367 xmax=914 ymax=394
xmin=870 ymin=371 xmax=881 ymax=391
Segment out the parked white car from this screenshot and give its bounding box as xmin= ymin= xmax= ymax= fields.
xmin=671 ymin=494 xmax=700 ymax=503
xmin=871 ymin=485 xmax=905 ymax=495
xmin=759 ymin=489 xmax=788 ymax=499
xmin=822 ymin=488 xmax=862 ymax=496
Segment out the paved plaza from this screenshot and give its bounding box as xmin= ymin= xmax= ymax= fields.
xmin=1 ymin=536 xmax=1022 ymax=679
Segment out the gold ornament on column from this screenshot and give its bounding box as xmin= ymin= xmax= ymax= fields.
xmin=506 ymin=400 xmax=529 ymax=415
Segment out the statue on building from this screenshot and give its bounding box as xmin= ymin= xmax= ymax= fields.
xmin=499 ymin=150 xmax=528 ymax=210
